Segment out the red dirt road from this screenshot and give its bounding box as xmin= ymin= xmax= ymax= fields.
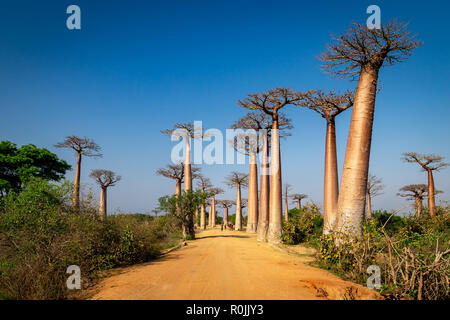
xmin=89 ymin=228 xmax=381 ymax=300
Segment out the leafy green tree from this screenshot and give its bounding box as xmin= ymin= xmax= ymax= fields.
xmin=0 ymin=141 xmax=71 ymax=196
xmin=158 ymin=190 xmax=211 ymax=239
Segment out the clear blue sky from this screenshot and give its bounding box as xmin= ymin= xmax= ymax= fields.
xmin=1 ymin=0 xmax=449 ymax=215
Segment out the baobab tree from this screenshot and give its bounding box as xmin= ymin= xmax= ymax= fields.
xmin=218 ymin=200 xmax=234 ymax=226
xmin=196 ymin=174 xmax=212 ymax=229
xmin=239 ymin=88 xmax=307 ymax=243
xmin=231 ymin=112 xmax=292 ymax=239
xmin=208 ymin=187 xmax=224 ymax=228
xmin=89 ymin=169 xmax=121 ymax=221
xmin=161 ymin=123 xmax=206 ymax=191
xmin=397 ymin=184 xmax=429 ymax=217
xmin=402 ymin=153 xmax=448 ymax=217
xmin=319 ymin=21 xmax=422 ymax=235
xmin=151 ymin=209 xmax=160 ymax=218
xmin=225 ymin=172 xmax=248 ymax=231
xmin=365 ymin=174 xmax=384 ymax=219
xmin=55 ymin=136 xmax=102 ymax=211
xmin=156 ymin=163 xmax=200 ymax=196
xmin=291 ymin=194 xmax=308 ymax=210
xmin=156 ymin=163 xmax=184 ymax=196
xmin=283 ymin=184 xmax=292 ymax=222
xmin=299 ymin=90 xmax=353 ymax=233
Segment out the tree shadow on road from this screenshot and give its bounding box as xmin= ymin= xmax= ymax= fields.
xmin=196 ymin=235 xmax=251 ymax=240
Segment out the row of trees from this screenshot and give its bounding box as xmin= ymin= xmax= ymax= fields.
xmin=156 ymin=20 xmax=448 ymax=244
xmin=54 ymin=136 xmax=121 ymax=220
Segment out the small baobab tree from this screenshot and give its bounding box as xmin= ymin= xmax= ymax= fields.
xmin=89 ymin=169 xmax=121 ymax=221
xmin=299 ymin=90 xmax=353 ymax=233
xmin=365 ymin=174 xmax=384 ymax=219
xmin=156 ymin=163 xmax=200 ymax=195
xmin=208 ymin=187 xmax=224 ymax=228
xmin=55 ymin=136 xmax=102 ymax=211
xmin=218 ymin=200 xmax=234 ymax=226
xmin=291 ymin=194 xmax=308 ymax=210
xmin=225 ymin=172 xmax=248 ymax=231
xmin=239 ymin=88 xmax=307 ymax=243
xmin=196 ymin=174 xmax=212 ymax=229
xmin=283 ymin=184 xmax=292 ymax=222
xmin=319 ymin=21 xmax=422 ymax=236
xmin=402 ymin=153 xmax=448 ymax=217
xmin=151 ymin=209 xmax=160 ymax=218
xmin=397 ymin=184 xmax=429 ymax=217
xmin=156 ymin=163 xmax=184 ymax=196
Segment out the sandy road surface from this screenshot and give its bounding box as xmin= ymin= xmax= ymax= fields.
xmin=89 ymin=228 xmax=380 ymax=300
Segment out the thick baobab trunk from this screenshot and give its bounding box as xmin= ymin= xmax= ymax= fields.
xmin=257 ymin=132 xmax=270 ymax=242
xmin=336 ymin=67 xmax=379 ymax=236
xmin=224 ymin=207 xmax=229 ymax=225
xmin=73 ymin=152 xmax=82 ymax=211
xmin=211 ymin=195 xmax=216 ymax=227
xmin=247 ymin=151 xmax=258 ymax=233
xmin=183 ymin=137 xmax=195 ymax=237
xmin=323 ymin=118 xmax=339 ymax=234
xmin=268 ymin=117 xmax=283 ymax=244
xmin=235 ymin=183 xmax=242 ymax=231
xmin=99 ymin=186 xmax=107 ymax=221
xmin=284 ymin=192 xmax=288 ymax=222
xmin=194 ymin=206 xmax=199 ymax=227
xmin=175 ymin=180 xmax=181 ymax=196
xmin=427 ymin=169 xmax=436 ymax=217
xmin=297 ymin=199 xmax=301 ymax=210
xmin=365 ymin=192 xmax=372 ymax=219
xmin=415 ymin=196 xmax=423 ymax=218
xmin=184 ymin=137 xmax=192 ymax=192
xmin=200 ymin=203 xmax=206 ymax=229
xmin=208 ymin=204 xmax=212 ymax=227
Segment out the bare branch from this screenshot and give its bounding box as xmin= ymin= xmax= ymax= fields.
xmin=55 ymin=135 xmax=102 ymax=157
xmin=319 ymin=20 xmax=422 ymax=79
xmin=90 ymin=169 xmax=121 ymax=188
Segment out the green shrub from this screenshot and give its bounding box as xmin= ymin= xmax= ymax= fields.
xmin=282 ymin=205 xmax=323 ymax=245
xmin=318 ymin=210 xmax=450 ymax=300
xmin=0 ymin=178 xmax=181 ymax=299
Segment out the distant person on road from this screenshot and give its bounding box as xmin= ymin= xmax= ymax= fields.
xmin=221 ymin=223 xmax=224 ymax=231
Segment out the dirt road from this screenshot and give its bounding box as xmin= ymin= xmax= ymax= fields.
xmin=89 ymin=228 xmax=380 ymax=300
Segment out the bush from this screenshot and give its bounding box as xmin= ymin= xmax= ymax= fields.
xmin=281 ymin=205 xmax=323 ymax=245
xmin=0 ymin=178 xmax=181 ymax=299
xmin=318 ymin=210 xmax=450 ymax=300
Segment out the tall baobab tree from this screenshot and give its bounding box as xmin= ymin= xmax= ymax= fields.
xmin=299 ymin=90 xmax=353 ymax=233
xmin=196 ymin=174 xmax=212 ymax=230
xmin=231 ymin=112 xmax=292 ymax=239
xmin=218 ymin=200 xmax=234 ymax=226
xmin=225 ymin=172 xmax=248 ymax=231
xmin=397 ymin=184 xmax=428 ymax=217
xmin=291 ymin=194 xmax=308 ymax=210
xmin=365 ymin=174 xmax=384 ymax=219
xmin=239 ymin=88 xmax=307 ymax=243
xmin=319 ymin=21 xmax=422 ymax=236
xmin=162 ymin=123 xmax=194 ymax=192
xmin=283 ymin=184 xmax=292 ymax=222
xmin=208 ymin=187 xmax=224 ymax=228
xmin=55 ymin=136 xmax=102 ymax=211
xmin=402 ymin=153 xmax=448 ymax=217
xmin=89 ymin=169 xmax=121 ymax=221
